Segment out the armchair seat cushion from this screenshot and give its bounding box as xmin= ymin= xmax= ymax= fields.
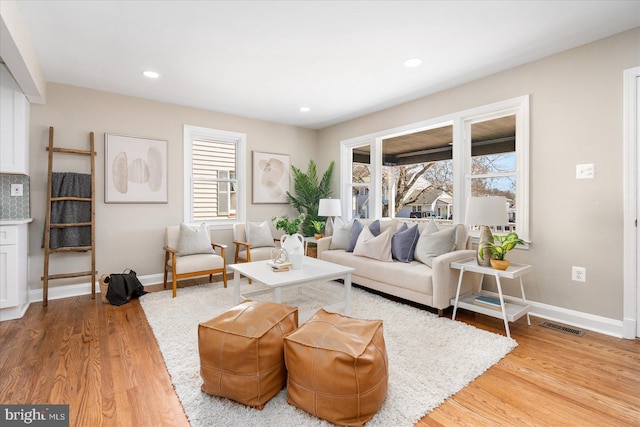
xmin=167 ymin=253 xmax=225 ymax=275
xmin=235 ymin=246 xmax=274 ymax=263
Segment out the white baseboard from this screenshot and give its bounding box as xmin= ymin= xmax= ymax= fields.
xmin=27 ymin=273 xmax=628 ymax=339
xmin=528 ymin=301 xmax=625 ymax=338
xmin=489 ymin=292 xmax=626 ymax=338
xmin=29 ymin=273 xmax=166 ymax=302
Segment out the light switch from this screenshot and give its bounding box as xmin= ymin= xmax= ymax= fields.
xmin=10 ymin=184 xmax=23 ymax=196
xmin=576 ymin=163 xmax=594 ymax=179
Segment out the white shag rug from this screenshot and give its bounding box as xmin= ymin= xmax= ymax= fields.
xmin=140 ymin=280 xmax=517 ymax=427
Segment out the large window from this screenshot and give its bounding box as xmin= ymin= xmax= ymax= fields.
xmin=341 ymin=96 xmax=530 ymax=242
xmin=183 ymin=125 xmax=246 ymax=228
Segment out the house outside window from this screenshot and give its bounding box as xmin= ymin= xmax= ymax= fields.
xmin=341 ymin=96 xmax=530 ymax=242
xmin=183 ymin=125 xmax=246 ymax=228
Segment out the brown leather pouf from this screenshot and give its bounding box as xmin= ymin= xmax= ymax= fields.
xmin=284 ymin=309 xmax=388 ymax=426
xmin=198 ymin=300 xmax=298 ymax=409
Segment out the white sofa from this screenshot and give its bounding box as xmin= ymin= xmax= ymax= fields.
xmin=316 ymin=220 xmax=481 ymax=316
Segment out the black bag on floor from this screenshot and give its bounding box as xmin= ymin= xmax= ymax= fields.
xmin=105 ymin=269 xmax=148 ymax=306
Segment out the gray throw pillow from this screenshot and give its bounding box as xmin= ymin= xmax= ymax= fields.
xmin=347 ymin=219 xmax=380 ymax=252
xmin=246 ymin=221 xmax=275 ymax=248
xmin=177 ymin=223 xmax=214 ymax=256
xmin=346 ymin=220 xmax=364 ymax=252
xmin=391 ymin=223 xmax=420 ymax=263
xmin=330 ymin=218 xmax=353 ymax=250
xmin=413 ymin=226 xmax=457 ymax=267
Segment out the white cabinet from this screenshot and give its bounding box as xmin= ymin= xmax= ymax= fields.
xmin=0 ymin=64 xmax=29 ymax=174
xmin=0 ymin=221 xmax=30 ymax=321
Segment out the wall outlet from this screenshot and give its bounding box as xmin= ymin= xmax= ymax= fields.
xmin=576 ymin=163 xmax=595 ymax=179
xmin=10 ymin=184 xmax=23 ymax=197
xmin=572 ymin=266 xmax=586 ymax=282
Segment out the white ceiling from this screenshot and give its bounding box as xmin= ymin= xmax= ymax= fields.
xmin=15 ymin=0 xmax=640 ymax=129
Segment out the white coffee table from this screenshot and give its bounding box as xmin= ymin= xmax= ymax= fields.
xmin=229 ymin=256 xmax=356 ymax=320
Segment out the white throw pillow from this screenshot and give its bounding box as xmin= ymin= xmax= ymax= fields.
xmin=177 ymin=223 xmax=214 ymax=256
xmin=330 ymin=217 xmax=353 ymax=250
xmin=246 ymin=221 xmax=276 ymax=248
xmin=353 ymin=226 xmax=393 ymax=262
xmin=413 ymin=226 xmax=457 ymax=267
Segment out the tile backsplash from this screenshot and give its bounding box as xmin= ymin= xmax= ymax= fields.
xmin=0 ymin=174 xmax=30 ymax=219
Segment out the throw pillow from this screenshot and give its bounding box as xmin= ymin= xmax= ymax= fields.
xmin=353 ymin=227 xmax=393 ymax=262
xmin=330 ymin=217 xmax=353 ymax=250
xmin=391 ymin=223 xmax=420 ymax=263
xmin=346 ymin=220 xmax=364 ymax=252
xmin=246 ymin=221 xmax=275 ymax=248
xmin=413 ymin=226 xmax=457 ymax=267
xmin=346 ymin=219 xmax=380 ymax=252
xmin=424 ymin=219 xmax=439 ymax=234
xmin=368 ymin=219 xmax=381 ymax=236
xmin=177 ymin=223 xmax=214 ymax=256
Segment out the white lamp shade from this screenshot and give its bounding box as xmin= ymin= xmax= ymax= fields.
xmin=318 ymin=198 xmax=342 ymax=217
xmin=464 ymin=196 xmax=509 ymax=226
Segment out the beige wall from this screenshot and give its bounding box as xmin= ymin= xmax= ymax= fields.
xmin=28 ymin=83 xmax=316 ymax=291
xmin=317 ymin=28 xmax=640 ymax=320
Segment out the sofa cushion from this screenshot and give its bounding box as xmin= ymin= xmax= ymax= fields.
xmin=330 ymin=217 xmax=353 ymax=250
xmin=321 ymin=250 xmax=434 ymax=296
xmin=391 ymin=223 xmax=420 ymax=263
xmin=177 ymin=223 xmax=214 ymax=256
xmin=246 ymin=221 xmax=276 ymax=248
xmin=414 ymin=226 xmax=457 ymax=267
xmin=353 ymin=227 xmax=392 ymax=262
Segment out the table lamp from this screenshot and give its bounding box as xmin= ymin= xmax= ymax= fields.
xmin=464 ymin=196 xmax=509 ymax=266
xmin=318 ymin=198 xmax=342 ymax=237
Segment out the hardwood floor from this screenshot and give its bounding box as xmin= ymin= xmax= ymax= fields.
xmin=1 ymin=278 xmax=638 ymax=426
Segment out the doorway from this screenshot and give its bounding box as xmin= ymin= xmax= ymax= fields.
xmin=623 ymin=66 xmax=639 ymax=339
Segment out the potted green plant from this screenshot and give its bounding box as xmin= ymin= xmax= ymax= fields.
xmin=478 ymin=232 xmax=525 ymax=270
xmin=286 ymin=160 xmax=334 ymax=236
xmin=310 ymin=220 xmax=326 ymax=239
xmin=271 ymin=213 xmax=306 ymax=235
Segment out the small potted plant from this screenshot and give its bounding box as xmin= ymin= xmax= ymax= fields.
xmin=479 ymin=232 xmax=525 ymax=270
xmin=271 ymin=213 xmax=306 ymax=236
xmin=310 ymin=220 xmax=326 ymax=239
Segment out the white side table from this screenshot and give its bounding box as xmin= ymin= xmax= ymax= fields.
xmin=303 ymin=236 xmax=318 ymax=256
xmin=451 ymin=257 xmax=532 ymax=338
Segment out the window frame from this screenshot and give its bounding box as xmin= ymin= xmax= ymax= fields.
xmin=340 ymin=95 xmax=530 ymax=243
xmin=183 ymin=125 xmax=246 ymax=229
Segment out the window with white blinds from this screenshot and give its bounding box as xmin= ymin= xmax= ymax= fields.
xmin=184 ymin=125 xmax=246 ymax=226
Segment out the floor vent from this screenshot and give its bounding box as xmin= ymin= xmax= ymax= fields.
xmin=539 ymin=321 xmax=585 ymax=336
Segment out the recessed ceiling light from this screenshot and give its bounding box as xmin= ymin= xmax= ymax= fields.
xmin=300 ymin=107 xmax=311 ymax=113
xmin=143 ymin=70 xmax=160 ymax=79
xmin=403 ymin=58 xmax=422 ymax=68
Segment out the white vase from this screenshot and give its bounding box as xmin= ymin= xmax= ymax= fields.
xmin=281 ymin=233 xmax=304 ymax=270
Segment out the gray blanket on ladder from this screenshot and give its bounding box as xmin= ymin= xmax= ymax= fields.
xmin=45 ymin=172 xmax=92 ymax=249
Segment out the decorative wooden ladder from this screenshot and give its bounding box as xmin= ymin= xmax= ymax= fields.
xmin=42 ymin=126 xmax=97 ymax=306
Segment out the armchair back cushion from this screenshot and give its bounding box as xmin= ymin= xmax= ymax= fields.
xmin=245 ymin=221 xmax=276 ymax=248
xmin=174 ymin=223 xmax=214 ymax=256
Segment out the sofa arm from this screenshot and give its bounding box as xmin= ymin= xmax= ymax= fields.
xmin=316 ymin=236 xmax=332 ymax=259
xmin=431 ymin=250 xmax=481 ymax=310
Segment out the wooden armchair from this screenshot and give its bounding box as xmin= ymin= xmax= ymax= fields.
xmin=163 ymin=225 xmax=227 ymax=298
xmin=232 ymin=223 xmax=280 ymax=264
xmin=233 ymin=223 xmax=281 ymax=284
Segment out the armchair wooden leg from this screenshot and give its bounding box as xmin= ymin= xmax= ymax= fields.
xmin=172 ymin=268 xmax=177 ymax=298
xmin=222 ymin=268 xmax=227 ymax=288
